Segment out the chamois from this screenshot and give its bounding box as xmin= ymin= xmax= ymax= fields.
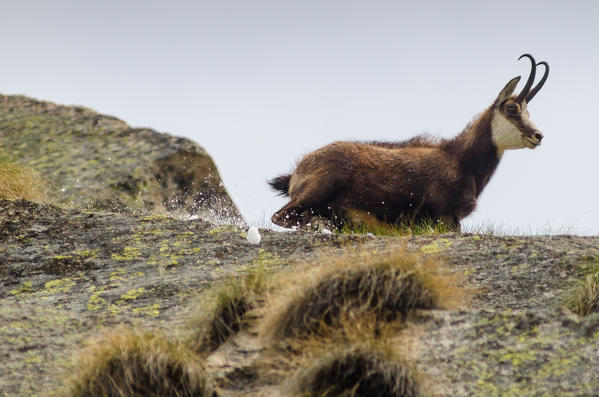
xmin=269 ymin=54 xmax=549 ymax=230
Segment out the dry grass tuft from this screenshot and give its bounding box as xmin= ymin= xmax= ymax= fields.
xmin=62 ymin=327 xmax=214 ymax=397
xmin=288 ymin=343 xmax=424 ymax=397
xmin=261 ymin=248 xmax=466 ymax=342
xmin=189 ymin=270 xmax=269 ymax=355
xmin=0 ymin=160 xmax=51 ymax=202
xmin=568 ymin=272 xmax=599 ymax=317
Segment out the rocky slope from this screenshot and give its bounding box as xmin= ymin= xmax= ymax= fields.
xmin=1 ymin=199 xmax=598 ymax=396
xmin=1 ymin=94 xmax=599 ymax=396
xmin=0 ymin=95 xmax=241 ymax=223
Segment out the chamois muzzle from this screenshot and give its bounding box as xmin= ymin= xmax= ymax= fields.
xmin=533 ymin=132 xmax=543 ymax=141
xmin=526 ymin=131 xmax=544 ymax=148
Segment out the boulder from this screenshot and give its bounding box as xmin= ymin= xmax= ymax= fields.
xmin=0 ymin=94 xmax=242 ymax=224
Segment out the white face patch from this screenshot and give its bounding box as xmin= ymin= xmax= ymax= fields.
xmin=491 ymin=110 xmax=535 ymax=155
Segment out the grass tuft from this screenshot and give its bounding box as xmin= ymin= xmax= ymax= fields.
xmin=288 ymin=343 xmax=423 ymax=397
xmin=61 ymin=327 xmax=214 ymax=397
xmin=260 ymin=249 xmax=466 ymax=342
xmin=0 ymin=160 xmax=51 ymax=202
xmin=189 ymin=270 xmax=269 ymax=355
xmin=567 ymin=272 xmax=599 ymax=317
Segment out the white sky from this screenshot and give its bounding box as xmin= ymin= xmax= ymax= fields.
xmin=2 ymin=1 xmax=598 ymax=234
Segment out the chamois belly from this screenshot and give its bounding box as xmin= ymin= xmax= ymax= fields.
xmin=335 ymin=174 xmax=468 ymax=224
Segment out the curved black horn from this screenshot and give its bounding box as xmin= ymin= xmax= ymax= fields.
xmin=526 ymin=61 xmax=549 ymax=103
xmin=515 ymin=53 xmax=536 ymax=103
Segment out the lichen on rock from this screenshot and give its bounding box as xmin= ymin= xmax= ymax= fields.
xmin=0 ymin=94 xmax=242 ymax=223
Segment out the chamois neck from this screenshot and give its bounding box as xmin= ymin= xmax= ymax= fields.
xmin=446 ymin=107 xmax=501 ymax=196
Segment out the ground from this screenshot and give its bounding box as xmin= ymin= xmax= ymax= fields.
xmin=1 ymin=199 xmax=598 ymax=396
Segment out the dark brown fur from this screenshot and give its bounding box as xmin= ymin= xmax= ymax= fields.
xmin=269 ymin=107 xmax=498 ymax=229
xmin=269 ymin=54 xmax=549 ymax=229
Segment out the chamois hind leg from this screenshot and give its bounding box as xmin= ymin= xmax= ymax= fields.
xmin=271 ymin=200 xmax=313 ymax=228
xmin=271 ymin=179 xmax=338 ymax=228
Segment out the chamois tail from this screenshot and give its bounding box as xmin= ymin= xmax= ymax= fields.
xmin=268 ymin=174 xmax=292 ymax=197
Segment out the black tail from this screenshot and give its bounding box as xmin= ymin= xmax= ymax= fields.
xmin=268 ymin=174 xmax=292 ymax=197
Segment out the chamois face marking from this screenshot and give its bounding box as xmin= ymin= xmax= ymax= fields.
xmin=491 ymin=68 xmax=544 ymax=156
xmin=492 ymin=100 xmax=543 ymax=155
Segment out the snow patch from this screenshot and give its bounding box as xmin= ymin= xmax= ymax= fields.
xmin=247 ymin=226 xmax=261 ymax=245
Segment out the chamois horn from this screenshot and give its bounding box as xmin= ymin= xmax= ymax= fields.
xmin=515 ymin=53 xmax=536 ymax=104
xmin=526 ymin=61 xmax=549 ymax=103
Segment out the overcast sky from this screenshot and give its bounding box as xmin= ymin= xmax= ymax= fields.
xmin=2 ymin=1 xmax=598 ymax=234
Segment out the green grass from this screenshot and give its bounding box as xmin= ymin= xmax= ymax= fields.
xmin=338 ymin=217 xmax=457 ymax=236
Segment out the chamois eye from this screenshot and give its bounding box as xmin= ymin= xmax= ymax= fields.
xmin=506 ymin=105 xmax=518 ymax=116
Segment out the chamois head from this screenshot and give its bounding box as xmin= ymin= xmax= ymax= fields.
xmin=491 ymin=53 xmax=549 ymax=154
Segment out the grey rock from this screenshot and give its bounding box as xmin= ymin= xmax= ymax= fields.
xmin=0 ymin=94 xmax=242 ymax=224
xmin=1 ymin=199 xmax=599 ymax=395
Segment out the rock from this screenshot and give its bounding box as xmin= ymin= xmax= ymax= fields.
xmin=0 ymin=94 xmax=242 ymax=224
xmin=0 ymin=199 xmax=350 ymax=395
xmin=1 ymin=199 xmax=599 ymax=395
xmin=2 ymin=94 xmax=599 ymax=395
xmin=576 ymin=313 xmax=599 ymax=338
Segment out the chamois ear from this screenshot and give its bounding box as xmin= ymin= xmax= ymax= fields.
xmin=494 ymin=76 xmax=521 ymax=107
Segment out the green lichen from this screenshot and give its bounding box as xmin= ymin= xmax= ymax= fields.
xmin=420 ymin=238 xmax=452 ymax=254
xmin=178 ymin=231 xmax=195 ymax=237
xmin=208 ymin=225 xmax=238 ymax=235
xmin=136 ymin=227 xmax=164 ymax=236
xmin=141 ymin=214 xmax=169 ymax=221
xmin=51 ymin=255 xmax=73 ymax=260
xmin=105 ymin=287 xmax=147 ymax=315
xmin=87 ymin=286 xmax=107 ymax=311
xmin=452 ymin=312 xmax=593 ymax=396
xmin=109 ymin=268 xmax=145 ymax=284
xmin=119 ymin=287 xmax=145 ymax=301
xmin=10 ymin=281 xmax=34 ymax=295
xmin=111 ymin=246 xmax=142 ymax=261
xmin=109 ymin=268 xmax=126 ymax=283
xmin=132 ymin=303 xmax=160 ymax=318
xmin=108 ymin=303 xmax=127 ymax=315
xmin=44 ymin=278 xmax=75 ymax=294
